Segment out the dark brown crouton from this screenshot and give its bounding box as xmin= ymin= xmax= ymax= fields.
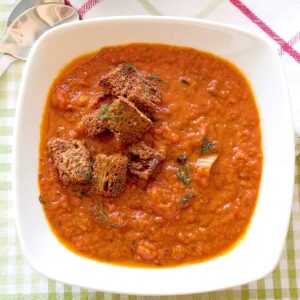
xmin=99 ymin=63 xmax=161 ymax=117
xmin=128 ymin=141 xmax=166 ymax=180
xmin=47 ymin=138 xmax=92 ymax=185
xmin=128 ymin=141 xmax=166 ymax=160
xmin=82 ymin=110 xmax=106 ymax=137
xmin=128 ymin=159 xmax=160 ymax=180
xmin=93 ymin=153 xmax=128 ymax=197
xmin=101 ymin=97 xmax=152 ymax=144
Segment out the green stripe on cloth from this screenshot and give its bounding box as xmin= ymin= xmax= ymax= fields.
xmin=63 ymin=285 xmax=72 ymax=300
xmin=138 ymin=0 xmax=163 ymax=15
xmin=256 ymin=279 xmax=266 ymax=299
xmin=241 ymin=285 xmax=250 ymax=299
xmin=286 ymin=215 xmax=299 ymax=299
xmin=0 ymin=127 xmax=13 ymax=136
xmin=0 ymin=182 xmax=11 ymax=190
xmin=0 ymin=145 xmax=11 ymax=153
xmin=95 ymin=291 xmax=104 ymax=299
xmin=0 ymin=163 xmax=10 ymax=172
xmin=112 ymin=294 xmax=120 ymax=300
xmin=196 ymin=0 xmax=225 ymax=19
xmin=48 ymin=279 xmax=57 ymax=300
xmin=272 ymin=265 xmax=283 ymax=299
xmin=80 ymin=289 xmax=88 ymax=299
xmin=0 ymin=109 xmax=14 ymax=117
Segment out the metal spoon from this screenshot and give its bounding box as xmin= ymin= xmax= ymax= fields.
xmin=0 ymin=0 xmax=66 ymax=76
xmin=0 ymin=4 xmax=78 ymax=77
xmin=5 ymin=0 xmax=65 ymax=29
xmin=0 ymin=4 xmax=78 ymax=60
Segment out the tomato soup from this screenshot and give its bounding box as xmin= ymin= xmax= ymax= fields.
xmin=39 ymin=44 xmax=262 ymax=267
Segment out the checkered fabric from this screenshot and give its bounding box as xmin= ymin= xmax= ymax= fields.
xmin=0 ymin=0 xmax=300 ymax=299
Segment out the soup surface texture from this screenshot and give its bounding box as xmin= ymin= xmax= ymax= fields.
xmin=39 ymin=44 xmax=262 ymax=267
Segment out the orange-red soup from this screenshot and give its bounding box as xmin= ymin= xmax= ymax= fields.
xmin=39 ymin=44 xmax=262 ymax=267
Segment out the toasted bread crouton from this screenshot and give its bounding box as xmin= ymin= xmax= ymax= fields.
xmin=82 ymin=110 xmax=106 ymax=137
xmin=128 ymin=141 xmax=166 ymax=160
xmin=101 ymin=97 xmax=152 ymax=144
xmin=128 ymin=159 xmax=160 ymax=180
xmin=93 ymin=153 xmax=128 ymax=197
xmin=47 ymin=138 xmax=92 ymax=185
xmin=99 ymin=63 xmax=161 ymax=117
xmin=128 ymin=141 xmax=166 ymax=180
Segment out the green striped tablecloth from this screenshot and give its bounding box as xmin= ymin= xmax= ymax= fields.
xmin=0 ymin=1 xmax=300 ymax=299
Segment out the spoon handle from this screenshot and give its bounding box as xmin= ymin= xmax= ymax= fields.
xmin=0 ymin=40 xmax=16 ymax=57
xmin=0 ymin=54 xmax=17 ymax=78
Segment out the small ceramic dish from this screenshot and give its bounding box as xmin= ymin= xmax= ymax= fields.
xmin=13 ymin=17 xmax=294 ymax=295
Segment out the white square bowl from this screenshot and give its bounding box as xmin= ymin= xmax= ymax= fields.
xmin=13 ymin=17 xmax=295 ymax=295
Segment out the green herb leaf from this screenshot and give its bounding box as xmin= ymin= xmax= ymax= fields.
xmin=97 ymin=114 xmax=122 ymax=119
xmin=39 ymin=195 xmax=45 ymax=204
xmin=147 ymin=75 xmax=166 ymax=83
xmin=126 ymin=62 xmax=157 ymax=95
xmin=86 ymin=171 xmax=92 ymax=183
xmin=178 ymin=190 xmax=194 ymax=205
xmin=96 ymin=103 xmax=123 ymax=119
xmin=127 ymin=63 xmax=143 ymax=80
xmin=92 ymin=204 xmax=125 ymax=228
xmin=99 ymin=103 xmax=112 ymax=115
xmin=200 ymin=136 xmax=215 ymax=153
xmin=110 ymin=223 xmax=123 ymax=229
xmin=92 ymin=203 xmax=108 ymax=223
xmin=176 ymin=162 xmax=192 ymax=185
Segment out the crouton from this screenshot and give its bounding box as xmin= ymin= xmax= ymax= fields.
xmin=82 ymin=110 xmax=106 ymax=137
xmin=128 ymin=141 xmax=166 ymax=180
xmin=93 ymin=153 xmax=128 ymax=197
xmin=101 ymin=97 xmax=152 ymax=144
xmin=128 ymin=141 xmax=166 ymax=160
xmin=47 ymin=138 xmax=92 ymax=185
xmin=99 ymin=63 xmax=162 ymax=117
xmin=128 ymin=159 xmax=160 ymax=180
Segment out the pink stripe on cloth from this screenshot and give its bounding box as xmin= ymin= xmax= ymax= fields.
xmin=78 ymin=0 xmax=103 ymax=18
xmin=230 ymin=0 xmax=300 ymax=63
xmin=279 ymin=32 xmax=300 ymax=56
xmin=65 ymin=0 xmax=83 ymax=19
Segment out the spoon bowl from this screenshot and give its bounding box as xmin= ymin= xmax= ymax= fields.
xmin=5 ymin=0 xmax=65 ymax=29
xmin=0 ymin=4 xmax=78 ymax=60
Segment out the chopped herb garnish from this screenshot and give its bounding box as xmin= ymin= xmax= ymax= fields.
xmin=92 ymin=204 xmax=124 ymax=228
xmin=39 ymin=195 xmax=45 ymax=204
xmin=176 ymin=162 xmax=192 ymax=185
xmin=144 ymin=85 xmax=156 ymax=95
xmin=96 ymin=103 xmax=122 ymax=119
xmin=126 ymin=62 xmax=157 ymax=95
xmin=86 ymin=171 xmax=93 ymax=183
xmin=99 ymin=103 xmax=112 ymax=115
xmin=177 ymin=154 xmax=187 ymax=165
xmin=110 ymin=223 xmax=123 ymax=229
xmin=178 ymin=190 xmax=194 ymax=205
xmin=200 ymin=136 xmax=215 ymax=153
xmin=92 ymin=203 xmax=108 ymax=223
xmin=127 ymin=62 xmax=143 ymax=80
xmin=97 ymin=114 xmax=122 ymax=119
xmin=147 ymin=75 xmax=166 ymax=83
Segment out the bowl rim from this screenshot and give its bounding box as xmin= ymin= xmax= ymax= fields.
xmin=12 ymin=16 xmax=295 ymax=295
